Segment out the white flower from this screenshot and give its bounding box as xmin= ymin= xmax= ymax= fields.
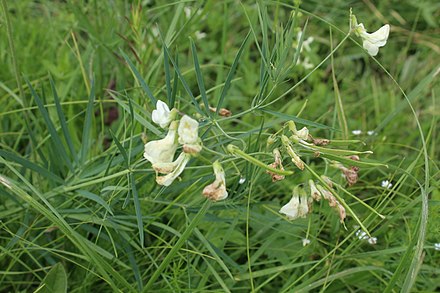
xmin=434 ymin=243 xmax=440 ymax=251
xmin=355 ymin=23 xmax=390 ymax=56
xmin=356 ymin=229 xmax=369 ymax=240
xmin=368 ymin=237 xmax=377 ymax=245
xmin=143 ymin=121 xmax=178 ymax=165
xmin=296 ymin=127 xmax=309 ymax=140
xmin=202 ymin=161 xmax=228 ymax=201
xmin=279 ymin=187 xmax=309 ymax=220
xmin=152 ymin=100 xmax=176 ymax=129
xmin=195 ymin=31 xmax=206 ymax=40
xmin=239 ymin=177 xmax=246 ymax=184
xmin=155 ymin=152 xmax=191 ymax=186
xmin=184 ymin=7 xmax=192 ymax=18
xmin=381 ymin=180 xmax=392 ymax=189
xmin=178 ymin=115 xmax=202 ymax=154
xmin=352 ymin=130 xmax=362 ymax=135
xmin=302 ymin=238 xmax=311 ymax=247
xmin=297 ymin=31 xmax=314 ymax=52
xmin=367 ymin=130 xmax=376 ymax=136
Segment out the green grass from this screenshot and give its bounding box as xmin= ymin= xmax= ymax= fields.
xmin=1 ymin=0 xmax=439 ymax=292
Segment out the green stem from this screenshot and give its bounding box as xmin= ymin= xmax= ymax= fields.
xmin=1 ymin=0 xmax=24 ymax=103
xmin=227 ymin=144 xmax=294 ymax=176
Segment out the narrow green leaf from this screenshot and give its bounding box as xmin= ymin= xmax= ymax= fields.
xmin=108 ymin=129 xmax=129 ymax=168
xmin=77 ymin=190 xmax=114 ymax=216
xmin=120 ymin=49 xmax=157 ymax=105
xmin=260 ymin=108 xmax=335 ymax=130
xmin=79 ymin=80 xmax=95 ymax=165
xmin=190 ymin=39 xmax=210 ymax=116
xmin=163 ymin=46 xmax=172 ymax=106
xmin=26 ymin=79 xmax=73 ymax=173
xmin=216 ymin=31 xmax=250 ymax=114
xmin=50 ymin=76 xmax=78 ymax=165
xmin=130 ymin=173 xmax=144 ymax=248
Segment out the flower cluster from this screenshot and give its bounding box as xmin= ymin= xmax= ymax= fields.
xmin=261 ymin=120 xmax=372 ymax=223
xmin=143 ymin=101 xmax=228 ymax=201
xmin=144 ymin=100 xmax=202 ymax=186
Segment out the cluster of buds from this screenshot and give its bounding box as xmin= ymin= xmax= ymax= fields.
xmin=143 ymin=101 xmax=229 ymax=201
xmin=143 ymin=101 xmax=202 ymax=186
xmin=279 ymin=178 xmax=346 ymax=223
xmin=263 ymin=120 xmax=373 ymax=223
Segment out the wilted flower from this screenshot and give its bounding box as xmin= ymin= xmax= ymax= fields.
xmin=309 ymin=180 xmax=321 ymax=201
xmin=155 ymin=152 xmax=191 ymax=186
xmin=178 ymin=115 xmax=202 ymax=154
xmin=281 ymin=135 xmax=304 ymax=170
xmin=267 ymin=148 xmax=285 ymax=182
xmin=279 ymin=186 xmax=309 ymax=220
xmin=203 ymin=161 xmax=228 ymax=201
xmin=152 ymin=100 xmax=177 ymax=129
xmin=354 ymin=22 xmax=390 ymax=56
xmin=340 ymin=166 xmax=359 ymax=186
xmin=144 ymin=121 xmax=178 ymax=165
xmin=317 ymin=184 xmax=346 ymax=222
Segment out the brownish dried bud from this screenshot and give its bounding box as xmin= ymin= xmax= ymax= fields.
xmin=340 ymin=166 xmax=358 ymax=186
xmin=266 ymin=148 xmax=285 ymax=182
xmin=312 ymin=137 xmax=330 ymax=146
xmin=209 ymin=106 xmax=232 ymax=117
xmin=314 ymin=151 xmax=321 ymax=157
xmin=347 ymin=155 xmax=360 ymax=161
xmin=337 ymin=203 xmax=346 ymax=223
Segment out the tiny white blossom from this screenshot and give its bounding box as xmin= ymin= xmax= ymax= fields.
xmin=239 ymin=177 xmax=246 ymax=184
xmin=434 ymin=243 xmax=440 ymax=251
xmin=352 ymin=130 xmax=362 ymax=135
xmin=195 ymin=31 xmax=207 ymax=40
xmin=381 ymin=180 xmax=392 ymax=189
xmin=367 ymin=130 xmax=376 ymax=136
xmin=152 ymin=100 xmax=175 ymax=129
xmin=203 ymin=161 xmax=228 ymax=201
xmin=296 ymin=127 xmax=309 ymax=140
xmin=156 ymin=152 xmax=191 ymax=186
xmin=355 ymin=23 xmax=390 ymax=56
xmin=184 ymin=7 xmax=192 ymax=18
xmin=356 ymin=229 xmax=369 ymax=240
xmin=302 ymin=238 xmax=311 ymax=247
xmin=368 ymin=237 xmax=377 ymax=245
xmin=297 ymin=31 xmax=314 ymax=52
xmin=143 ymin=121 xmax=178 ymax=165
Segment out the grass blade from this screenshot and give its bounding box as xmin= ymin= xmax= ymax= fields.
xmin=79 ymin=79 xmax=95 ymax=165
xmin=190 ymin=39 xmax=210 ymax=117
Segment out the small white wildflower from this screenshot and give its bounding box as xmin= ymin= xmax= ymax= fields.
xmin=301 ymin=57 xmax=314 ymax=70
xmin=178 ymin=115 xmax=202 ymax=154
xmin=352 ymin=130 xmax=362 ymax=135
xmin=184 ymin=7 xmax=192 ymax=18
xmin=203 ymin=161 xmax=228 ymax=201
xmin=367 ymin=130 xmax=376 ymax=136
xmin=368 ymin=237 xmax=377 ymax=245
xmin=302 ymin=238 xmax=311 ymax=247
xmin=152 ymin=100 xmax=176 ymax=129
xmin=0 ymin=175 xmax=12 ymax=189
xmin=143 ymin=121 xmax=178 ymax=165
xmin=280 ymin=187 xmax=309 ymax=220
xmin=381 ymin=180 xmax=392 ymax=189
xmin=151 ymin=27 xmax=160 ymax=38
xmin=354 ymin=23 xmax=390 ymax=56
xmin=356 ymin=229 xmax=369 ymax=240
xmin=195 ymin=31 xmax=206 ymax=40
xmin=239 ymin=177 xmax=246 ymax=184
xmin=155 ymin=152 xmax=191 ymax=186
xmin=434 ymin=243 xmax=440 ymax=251
xmin=297 ymin=31 xmax=314 ymax=52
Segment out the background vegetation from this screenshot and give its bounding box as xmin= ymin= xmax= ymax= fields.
xmin=0 ymin=0 xmax=439 ymax=291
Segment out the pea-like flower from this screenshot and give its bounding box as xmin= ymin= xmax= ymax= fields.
xmin=279 ymin=186 xmax=309 ymax=220
xmin=152 ymin=100 xmax=177 ymax=129
xmin=178 ymin=115 xmax=202 ymax=154
xmin=202 ymin=161 xmax=228 ymax=201
xmin=143 ymin=121 xmax=178 ymax=165
xmin=353 ymin=22 xmax=390 ymax=56
xmin=155 ymin=152 xmax=191 ymax=186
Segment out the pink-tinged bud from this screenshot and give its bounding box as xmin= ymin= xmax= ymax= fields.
xmin=203 ymin=161 xmax=228 ymax=201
